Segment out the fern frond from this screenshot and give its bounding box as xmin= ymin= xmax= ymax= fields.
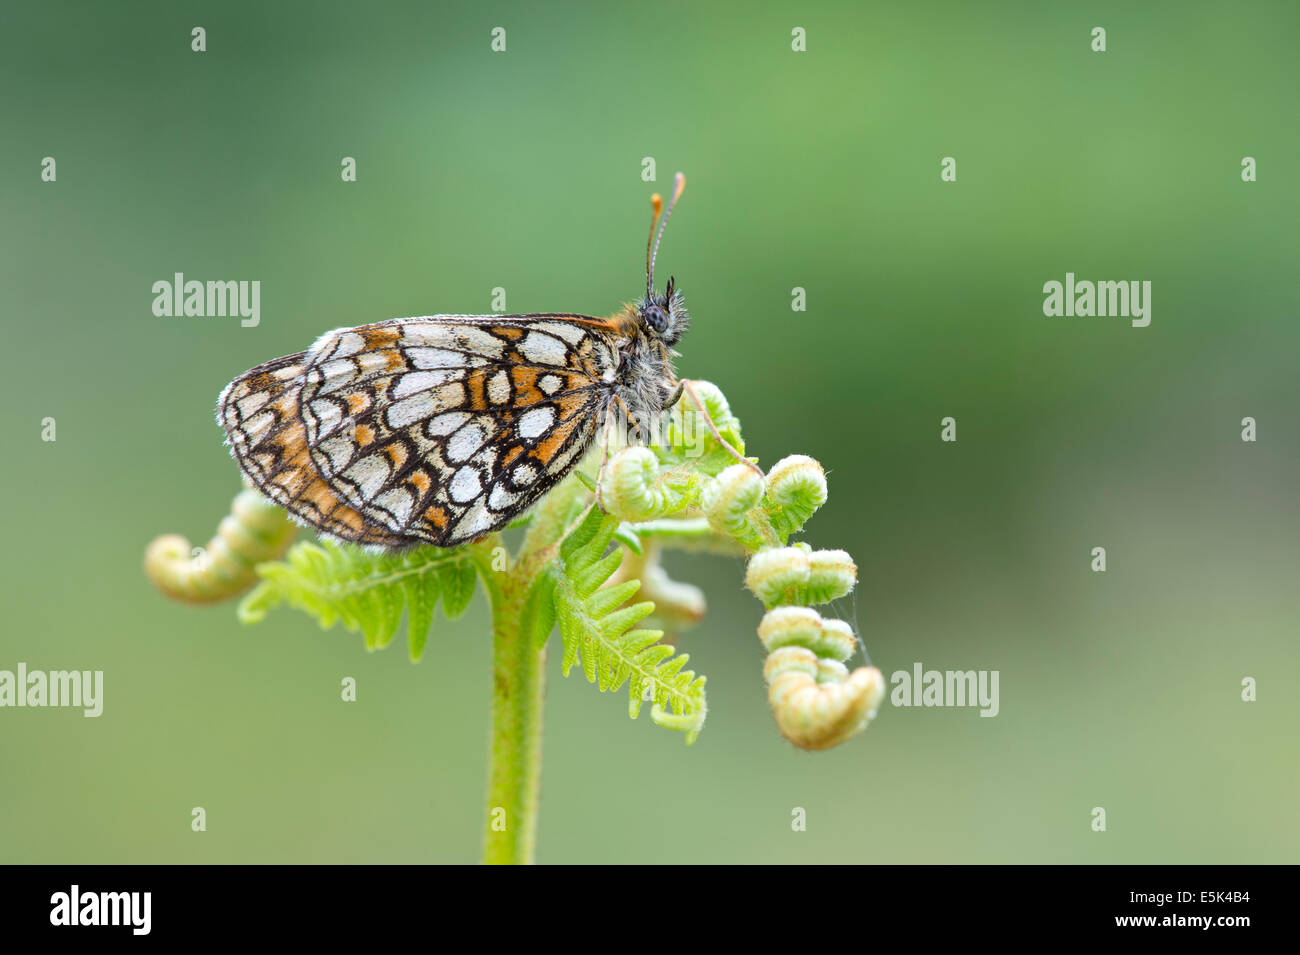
xmin=144 ymin=488 xmax=297 ymax=604
xmin=237 ymin=539 xmax=481 ymax=661
xmin=657 ymin=380 xmax=748 ymax=476
xmin=548 ymin=508 xmax=707 ymax=743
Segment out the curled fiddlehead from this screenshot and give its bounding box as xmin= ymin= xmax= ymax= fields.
xmin=598 ymin=391 xmax=885 ymax=751
xmin=145 ymin=488 xmax=297 ymax=604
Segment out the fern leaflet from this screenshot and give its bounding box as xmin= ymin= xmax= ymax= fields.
xmin=237 ymin=539 xmax=480 ymax=661
xmin=542 ymin=508 xmax=708 ymax=743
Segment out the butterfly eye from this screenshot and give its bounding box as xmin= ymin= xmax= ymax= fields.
xmin=642 ymin=304 xmax=670 ymax=334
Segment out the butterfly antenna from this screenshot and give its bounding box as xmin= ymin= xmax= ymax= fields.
xmin=647 ymin=171 xmax=686 ymax=299
xmin=645 ymin=191 xmax=664 ymax=299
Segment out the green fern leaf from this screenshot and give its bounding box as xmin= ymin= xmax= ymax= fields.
xmin=550 ymin=509 xmax=708 ymax=742
xmin=237 ymin=539 xmax=480 ymax=661
xmin=400 ymin=572 xmax=440 ymax=662
xmin=439 ymin=559 xmax=478 ymax=620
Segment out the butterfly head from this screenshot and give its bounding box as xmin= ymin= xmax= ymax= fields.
xmin=641 ymin=172 xmax=690 ymax=347
xmin=638 ymin=276 xmax=689 ymax=346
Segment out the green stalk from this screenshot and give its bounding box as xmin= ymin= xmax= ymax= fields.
xmin=481 ymin=576 xmax=546 ymax=865
xmin=475 ymin=483 xmax=586 ymax=865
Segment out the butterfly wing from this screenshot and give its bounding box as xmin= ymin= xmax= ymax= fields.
xmin=218 ymin=314 xmax=620 ymax=548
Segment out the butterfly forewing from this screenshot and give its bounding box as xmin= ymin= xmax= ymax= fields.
xmin=218 ymin=314 xmax=620 ymax=547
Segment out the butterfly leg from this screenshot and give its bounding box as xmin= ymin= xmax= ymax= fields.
xmin=663 ymin=379 xmax=685 ymax=410
xmin=655 ymin=341 xmax=685 ymax=411
xmin=612 ymin=394 xmax=647 ymax=445
xmin=681 ymin=379 xmax=765 ymax=479
xmin=594 ymin=397 xmax=618 ymax=510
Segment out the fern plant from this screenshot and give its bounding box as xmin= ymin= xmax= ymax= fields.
xmin=145 ymin=380 xmax=884 ymax=864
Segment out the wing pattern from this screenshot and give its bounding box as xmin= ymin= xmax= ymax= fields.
xmin=218 ymin=314 xmax=620 ymax=548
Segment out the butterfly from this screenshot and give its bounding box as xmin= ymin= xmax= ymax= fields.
xmin=217 ymin=173 xmax=748 ymax=550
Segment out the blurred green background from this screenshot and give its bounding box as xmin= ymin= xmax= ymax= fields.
xmin=2 ymin=0 xmax=1296 ymax=863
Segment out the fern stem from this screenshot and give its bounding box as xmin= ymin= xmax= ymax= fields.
xmin=481 ymin=578 xmax=546 ymax=865
xmin=476 ymin=476 xmax=591 ymax=863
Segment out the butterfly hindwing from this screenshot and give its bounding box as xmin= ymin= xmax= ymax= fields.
xmin=218 ymin=314 xmax=620 ymax=547
xmin=217 ymin=352 xmax=405 ymax=547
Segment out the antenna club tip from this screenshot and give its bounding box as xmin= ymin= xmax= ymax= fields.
xmin=673 ymin=172 xmax=686 ymax=199
xmin=650 ymin=193 xmax=663 ymax=213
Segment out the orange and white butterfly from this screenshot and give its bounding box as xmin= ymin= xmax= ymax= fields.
xmin=218 ymin=173 xmax=718 ymax=549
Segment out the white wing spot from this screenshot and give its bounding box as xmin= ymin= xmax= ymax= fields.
xmin=488 ymin=370 xmax=511 ymax=405
xmin=538 ymin=374 xmax=563 ymax=395
xmin=446 ymin=423 xmax=488 ymax=463
xmin=374 ymin=487 xmax=415 ymax=525
xmin=316 ymin=359 xmax=358 ymax=395
xmin=518 ymin=406 xmax=555 ymax=440
xmin=317 ymin=435 xmax=355 ymax=474
xmin=427 ymin=412 xmax=470 ymax=436
xmin=329 ymin=331 xmax=366 ymax=358
xmin=401 ymin=324 xmax=506 ymax=359
xmin=237 ymin=392 xmax=270 ymax=417
xmin=450 ymin=466 xmax=483 ymax=503
xmin=386 ymin=383 xmax=465 ymax=428
xmin=356 ymin=350 xmax=392 ymax=375
xmin=406 ymin=347 xmax=485 ymax=369
xmin=537 ymin=321 xmax=587 ymax=345
xmin=309 ymin=399 xmax=343 ymax=438
xmin=240 ymin=410 xmax=276 ymax=444
xmin=519 ymin=331 xmax=567 ymax=366
xmin=451 ymin=502 xmax=493 ymax=542
xmin=393 ymin=369 xmax=458 ymax=398
xmin=343 ymin=455 xmax=391 ymax=501
xmin=489 ymin=484 xmax=520 ymax=511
